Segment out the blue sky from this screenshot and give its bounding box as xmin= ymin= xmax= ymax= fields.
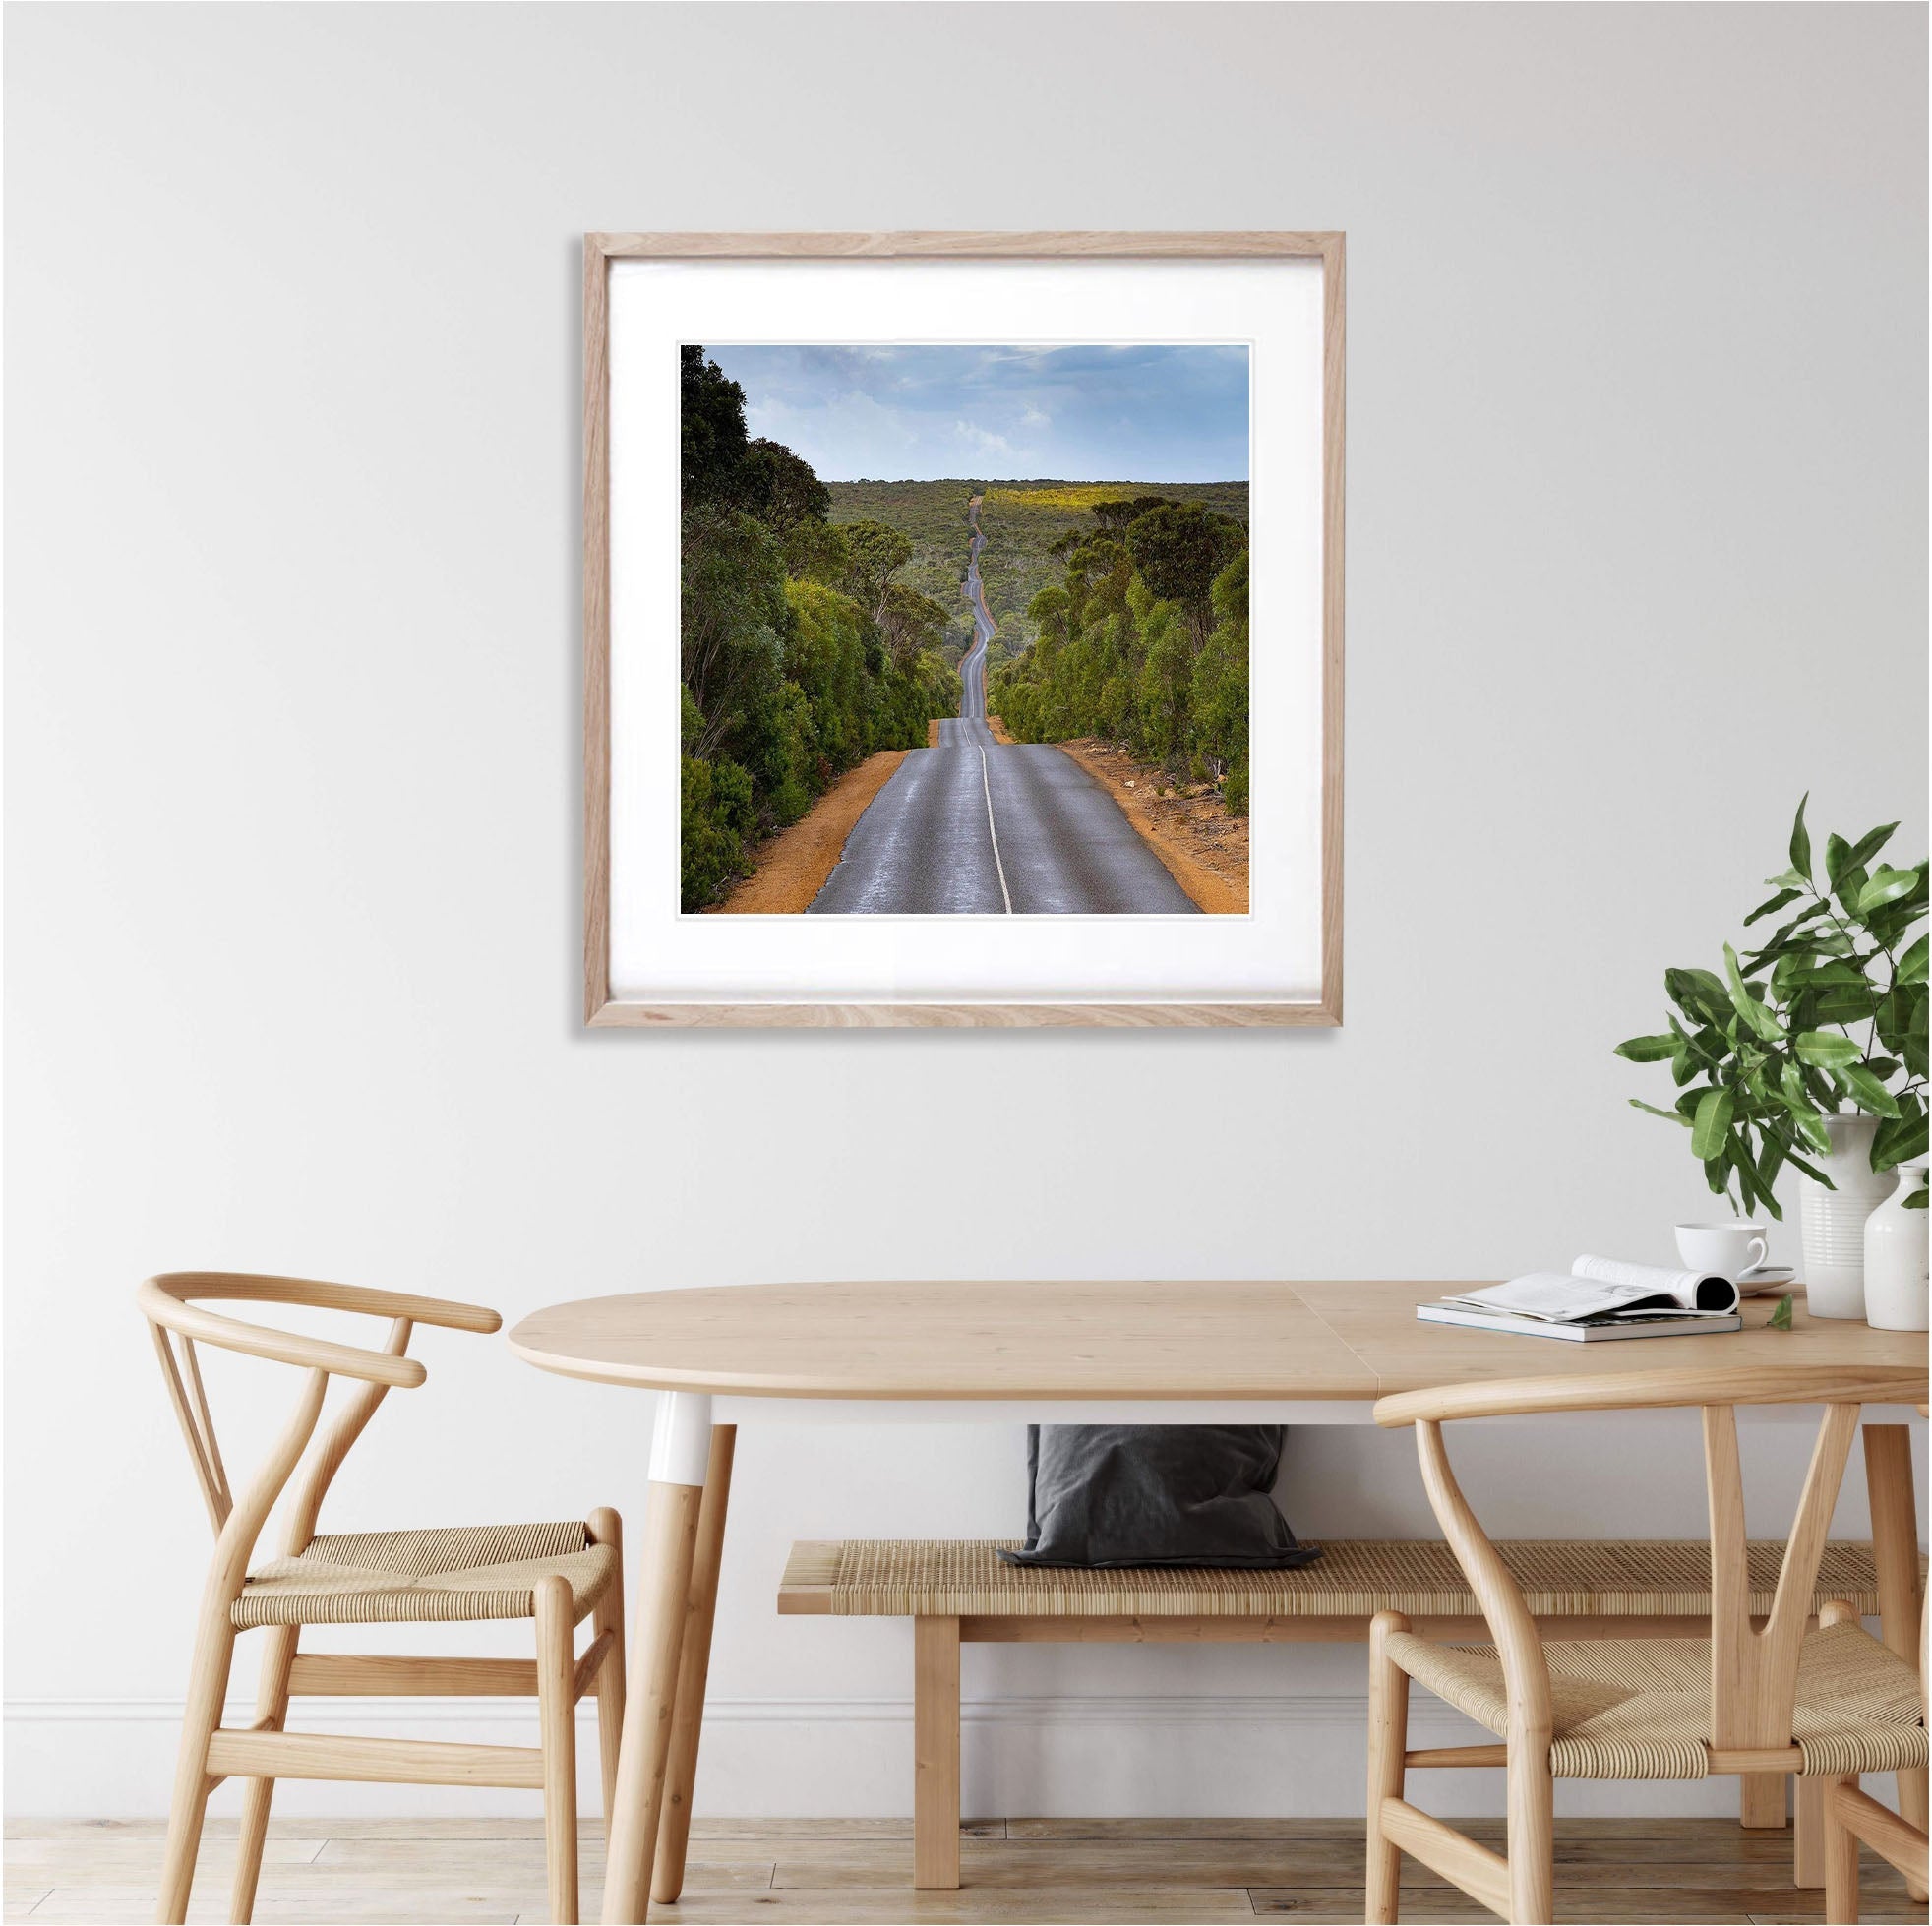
xmin=702 ymin=343 xmax=1249 ymax=483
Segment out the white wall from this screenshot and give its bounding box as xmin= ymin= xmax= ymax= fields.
xmin=6 ymin=2 xmax=1925 ymax=1820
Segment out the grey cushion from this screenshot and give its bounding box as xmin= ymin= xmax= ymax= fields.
xmin=998 ymin=1425 xmax=1321 ymax=1569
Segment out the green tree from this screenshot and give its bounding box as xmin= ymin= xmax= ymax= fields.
xmin=1192 ymin=553 xmax=1249 ymax=812
xmin=679 ymin=508 xmax=792 ymax=763
xmin=681 ymin=346 xmax=753 ymax=511
xmin=742 ymin=437 xmax=831 ymax=531
xmin=839 ymin=520 xmax=915 ymax=622
xmin=1126 ymin=504 xmax=1246 ymax=645
xmin=1093 ymin=493 xmax=1177 ymax=535
xmin=1136 ymin=602 xmax=1193 ymax=763
xmin=879 ymin=583 xmax=952 ymax=666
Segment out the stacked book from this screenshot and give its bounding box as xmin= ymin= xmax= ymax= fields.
xmin=1419 ymin=1256 xmax=1743 ymax=1343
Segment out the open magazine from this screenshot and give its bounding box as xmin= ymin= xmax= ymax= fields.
xmin=1423 ymin=1256 xmax=1741 ymax=1339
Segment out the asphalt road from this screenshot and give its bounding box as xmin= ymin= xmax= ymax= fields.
xmin=809 ymin=500 xmax=1197 ymax=915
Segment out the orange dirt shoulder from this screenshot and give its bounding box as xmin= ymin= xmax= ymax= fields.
xmin=709 ymin=750 xmax=907 ymax=914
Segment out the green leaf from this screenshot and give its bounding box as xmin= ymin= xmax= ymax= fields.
xmin=1724 ymin=943 xmax=1784 ymax=1040
xmin=1754 ymin=1136 xmax=1787 ymax=1219
xmin=1778 ymin=1092 xmax=1833 ymax=1155
xmin=1665 ymin=967 xmax=1733 ymax=1026
xmin=1785 ymin=1150 xmax=1835 ymax=1188
xmin=1844 ymin=822 xmax=1900 ymax=873
xmin=1734 ymin=1147 xmax=1764 ymax=1216
xmin=1742 ymin=887 xmax=1802 ymax=928
xmin=1858 ymin=866 xmax=1921 ymax=915
xmin=1876 ymin=1118 xmax=1929 ymax=1170
xmin=1905 ymin=1190 xmax=1928 ymax=1210
xmin=1685 ymin=1023 xmax=1726 ymax=1067
xmin=1826 ymin=832 xmax=1852 ymax=886
xmin=1691 ymin=1087 xmax=1734 ymax=1161
xmin=1812 ymin=986 xmax=1880 ymax=1026
xmin=1872 ymin=1103 xmax=1928 ymax=1173
xmin=1794 ymin=1031 xmax=1862 ymax=1067
xmin=1789 ymin=795 xmax=1812 ymax=884
xmin=1629 ymin=1098 xmax=1692 ymax=1124
xmin=1784 ymin=962 xmax=1865 ymax=987
xmin=1614 ymin=1034 xmax=1678 ymax=1063
xmin=1897 ymin=935 xmax=1928 ymax=985
xmin=1768 ymin=1294 xmax=1794 ymax=1330
xmin=1764 ymin=867 xmax=1809 ymax=891
xmin=1837 ymin=1063 xmax=1902 ymax=1118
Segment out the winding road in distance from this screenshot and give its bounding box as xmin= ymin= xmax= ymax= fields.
xmin=809 ymin=497 xmax=1197 ymax=915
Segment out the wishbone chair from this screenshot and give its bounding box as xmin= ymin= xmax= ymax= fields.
xmin=1820 ymin=1401 xmax=1932 ymax=1921
xmin=140 ymin=1272 xmax=626 ymax=1925
xmin=1364 ymin=1362 xmax=1929 ymax=1924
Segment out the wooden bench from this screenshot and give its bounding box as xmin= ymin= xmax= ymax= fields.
xmin=778 ymin=1536 xmax=1888 ymax=1890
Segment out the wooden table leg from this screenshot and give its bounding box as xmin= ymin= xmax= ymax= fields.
xmin=1864 ymin=1423 xmax=1927 ymax=1901
xmin=601 ymin=1392 xmax=710 ymax=1926
xmin=651 ymin=1424 xmax=736 ymax=1905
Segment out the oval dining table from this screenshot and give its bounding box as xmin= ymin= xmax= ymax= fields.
xmin=507 ymin=1278 xmax=1928 ymax=1924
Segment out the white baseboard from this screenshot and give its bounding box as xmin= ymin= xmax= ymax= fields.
xmin=2 ymin=1694 xmax=1772 ymax=1820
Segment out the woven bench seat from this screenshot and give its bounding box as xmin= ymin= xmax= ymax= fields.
xmin=778 ymin=1536 xmax=1884 ymax=1622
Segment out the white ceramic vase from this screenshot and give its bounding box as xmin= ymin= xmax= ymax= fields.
xmin=1800 ymin=1113 xmax=1898 ymax=1318
xmin=1862 ymin=1164 xmax=1929 ymax=1331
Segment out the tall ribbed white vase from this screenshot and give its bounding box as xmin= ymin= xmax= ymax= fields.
xmin=1801 ymin=1113 xmax=1897 ymax=1318
xmin=1863 ymin=1165 xmax=1929 ymax=1331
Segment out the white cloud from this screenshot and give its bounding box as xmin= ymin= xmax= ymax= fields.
xmin=953 ymin=421 xmax=1013 ymax=458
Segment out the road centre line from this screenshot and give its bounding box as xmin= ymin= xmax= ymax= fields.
xmin=979 ymin=746 xmax=1013 ymax=915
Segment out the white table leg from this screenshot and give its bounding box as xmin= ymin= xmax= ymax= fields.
xmin=601 ymin=1392 xmax=711 ymax=1925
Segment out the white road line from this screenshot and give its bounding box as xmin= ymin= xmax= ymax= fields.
xmin=979 ymin=746 xmax=1013 ymax=914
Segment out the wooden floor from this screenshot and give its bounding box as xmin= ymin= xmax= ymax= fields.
xmin=5 ymin=1815 xmax=1927 ymax=1924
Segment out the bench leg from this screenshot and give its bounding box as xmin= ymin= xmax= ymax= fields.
xmin=1740 ymin=1774 xmax=1787 ymax=1829
xmin=1865 ymin=1424 xmax=1928 ymax=1900
xmin=914 ymin=1615 xmax=961 ymax=1890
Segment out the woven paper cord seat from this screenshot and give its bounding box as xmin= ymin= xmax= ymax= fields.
xmin=1382 ymin=1618 xmax=1929 ymax=1780
xmin=781 ymin=1537 xmax=1885 ymax=1619
xmin=232 ymin=1521 xmax=618 ymax=1629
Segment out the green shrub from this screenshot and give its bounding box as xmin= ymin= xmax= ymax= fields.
xmin=680 ymin=751 xmax=755 ymax=910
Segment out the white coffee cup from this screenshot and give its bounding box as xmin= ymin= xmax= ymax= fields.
xmin=1675 ymin=1222 xmax=1770 ymax=1281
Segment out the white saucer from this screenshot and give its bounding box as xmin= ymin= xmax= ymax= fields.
xmin=1735 ymin=1265 xmax=1795 ymax=1295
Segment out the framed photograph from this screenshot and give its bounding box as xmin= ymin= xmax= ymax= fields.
xmin=584 ymin=231 xmax=1343 ymax=1027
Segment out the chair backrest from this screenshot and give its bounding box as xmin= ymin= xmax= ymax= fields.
xmin=1374 ymin=1364 xmax=1929 ymax=1758
xmin=139 ymin=1273 xmax=501 ymax=1599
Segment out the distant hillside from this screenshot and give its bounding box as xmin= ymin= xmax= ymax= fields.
xmin=824 ymin=481 xmax=979 ymax=657
xmin=824 ymin=479 xmax=1248 ymax=659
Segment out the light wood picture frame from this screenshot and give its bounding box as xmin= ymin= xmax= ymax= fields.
xmin=584 ymin=231 xmax=1344 ymax=1027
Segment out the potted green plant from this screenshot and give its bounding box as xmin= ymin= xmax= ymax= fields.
xmin=1616 ymin=798 xmax=1926 ymax=1314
